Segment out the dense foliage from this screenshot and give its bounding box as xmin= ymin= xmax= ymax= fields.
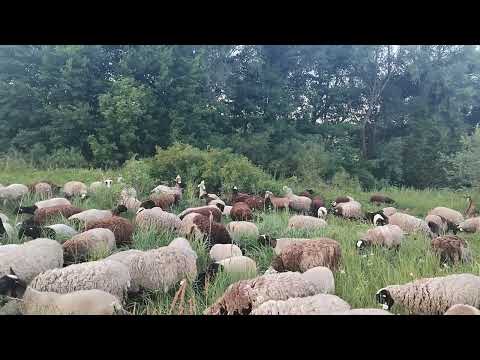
xmin=1 ymin=45 xmax=479 ymax=189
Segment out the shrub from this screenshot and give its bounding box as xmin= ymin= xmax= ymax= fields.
xmin=121 ymin=156 xmax=156 ymax=196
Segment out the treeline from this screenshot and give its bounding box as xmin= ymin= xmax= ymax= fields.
xmin=0 ymin=45 xmax=479 ymax=189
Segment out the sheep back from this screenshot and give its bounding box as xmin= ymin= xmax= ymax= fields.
xmin=287 ymin=215 xmax=327 ymax=230
xmin=135 ymin=207 xmax=182 ymax=233
xmin=230 ymin=202 xmax=253 ymax=221
xmin=431 ymin=235 xmax=471 ymax=265
xmin=63 ymin=228 xmax=116 ymax=263
xmin=86 ymin=216 xmax=134 ymax=247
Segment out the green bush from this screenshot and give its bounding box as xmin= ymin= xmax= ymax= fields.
xmin=120 ymin=156 xmax=156 ymax=196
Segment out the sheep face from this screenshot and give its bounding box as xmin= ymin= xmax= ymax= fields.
xmin=214 ymin=202 xmax=225 ymax=212
xmin=258 ymin=234 xmax=277 ymax=248
xmin=373 ymin=214 xmax=388 ymax=226
xmin=139 ymin=200 xmax=156 ymax=210
xmin=0 ymin=269 xmax=26 ymax=298
xmin=18 ymin=223 xmax=56 ymax=240
xmin=317 ymin=207 xmax=327 ymax=218
xmin=104 ymin=179 xmax=113 ymax=188
xmin=356 ymin=240 xmax=367 ymax=252
xmin=376 ymin=289 xmax=395 ymax=310
xmin=15 ymin=205 xmax=38 ymax=215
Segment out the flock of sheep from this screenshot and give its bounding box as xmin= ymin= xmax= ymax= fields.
xmin=1 ymin=177 xmax=480 ymax=315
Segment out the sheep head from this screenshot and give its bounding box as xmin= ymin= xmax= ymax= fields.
xmin=375 ymin=288 xmax=395 ymax=310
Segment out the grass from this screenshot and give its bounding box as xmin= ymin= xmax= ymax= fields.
xmin=1 ymin=167 xmax=480 ymax=315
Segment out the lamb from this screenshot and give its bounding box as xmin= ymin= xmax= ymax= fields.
xmin=29 ymin=259 xmax=131 ymax=302
xmin=251 ymin=293 xmax=350 ymax=315
xmin=264 ymin=191 xmax=291 ymax=211
xmin=226 ymin=221 xmax=259 ymax=241
xmin=386 ymin=212 xmax=434 ymax=238
xmin=376 ymin=273 xmax=480 ymax=314
xmin=85 ymin=216 xmax=134 ymax=247
xmin=178 ymin=205 xmax=222 ymax=223
xmin=63 ymin=228 xmax=116 ymax=264
xmin=182 ymin=213 xmax=232 ymax=247
xmin=209 ymin=244 xmax=243 ymax=262
xmin=63 ymin=181 xmax=88 ymax=199
xmin=271 ymin=238 xmax=342 ymax=272
xmin=444 ymin=304 xmax=480 ymax=315
xmin=456 ymin=217 xmax=480 ymax=233
xmin=230 ymin=202 xmax=253 ymax=221
xmin=430 ymin=235 xmax=472 ymax=265
xmin=370 ymin=194 xmax=395 ymax=205
xmin=382 ymin=207 xmax=397 ymax=217
xmin=108 ymin=240 xmax=197 ymax=293
xmin=141 ymin=192 xmax=177 ymax=211
xmin=68 ymin=205 xmax=127 ymax=226
xmin=356 ymin=225 xmax=404 ymax=251
xmin=135 ymin=207 xmax=182 ymax=233
xmin=425 ymin=214 xmax=448 ymax=236
xmin=0 ymin=238 xmax=63 ymax=285
xmin=332 ymin=200 xmax=363 ymax=219
xmin=31 ymin=204 xmax=84 ymax=225
xmin=17 ymin=221 xmax=78 ymax=241
xmin=428 ymin=207 xmax=464 ymax=226
xmin=283 ymin=186 xmax=312 ymax=214
xmin=0 ymin=184 xmax=29 ymax=202
xmin=16 ymin=197 xmax=72 ymax=215
xmin=205 ymin=267 xmax=336 ymax=315
xmin=287 ymin=215 xmax=327 ymax=231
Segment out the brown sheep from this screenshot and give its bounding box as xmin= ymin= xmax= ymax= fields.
xmin=85 ymin=216 xmax=134 ymax=247
xmin=230 ymin=186 xmax=252 ymax=204
xmin=271 ymin=238 xmax=342 ymax=273
xmin=141 ymin=192 xmax=176 ymax=211
xmin=188 ymin=213 xmax=232 ymax=247
xmin=32 ymin=205 xmax=84 ymax=225
xmin=178 ymin=206 xmax=222 ymax=223
xmin=243 ymin=196 xmax=265 ymax=211
xmin=370 ymin=194 xmax=395 ymax=204
xmin=230 ymin=202 xmax=253 ymax=221
xmin=264 ymin=191 xmax=290 ymax=211
xmin=431 ymin=235 xmax=472 ymax=265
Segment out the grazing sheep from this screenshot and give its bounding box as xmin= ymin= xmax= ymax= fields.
xmin=17 ymin=221 xmax=78 ymax=241
xmin=135 ymin=207 xmax=182 ymax=233
xmin=264 ymin=191 xmax=290 ymax=211
xmin=183 ymin=213 xmax=232 ymax=247
xmin=230 ymin=186 xmax=252 ymax=204
xmin=365 ymin=210 xmax=389 ymax=226
xmin=317 ymin=207 xmax=328 ymax=219
xmin=0 ymin=184 xmax=29 ymax=202
xmin=63 ymin=181 xmax=88 ymax=199
xmin=204 ymin=269 xmax=333 ymax=315
xmin=456 ymin=217 xmax=480 ymax=233
xmin=428 ymin=207 xmax=464 ymax=226
xmin=209 ymin=256 xmax=257 ymax=277
xmin=178 ymin=205 xmax=222 ymax=223
xmin=16 ymin=197 xmax=72 ymax=215
xmin=376 ymin=273 xmax=480 ymax=314
xmin=29 ymin=259 xmax=131 ymax=302
xmin=0 ymin=238 xmax=63 ymax=285
xmin=208 ymin=199 xmax=226 ymax=209
xmin=141 ymin=192 xmax=177 ymax=211
xmin=332 ymin=200 xmax=363 ymax=220
xmin=382 ymin=207 xmax=397 ymax=217
xmin=209 ymin=244 xmax=243 ymax=262
xmin=230 ymin=202 xmax=253 ymax=221
xmin=251 ymin=293 xmax=350 ymax=315
xmin=370 ymin=194 xmax=395 ymax=204
xmin=271 ymin=238 xmax=342 ymax=273
xmin=118 ymin=195 xmax=142 ymax=213
xmin=386 ymin=212 xmax=434 ymax=238
xmin=86 ymin=216 xmax=134 ymax=247
xmin=21 ymin=287 xmax=127 ymax=315
xmin=330 ymin=308 xmax=392 ymax=315
xmin=431 ymin=235 xmax=472 ymax=265
xmin=31 ymin=204 xmax=84 ymax=225
xmin=425 ymin=214 xmax=448 ymax=236
xmin=258 ymin=235 xmax=316 ymax=255
xmin=357 ymin=225 xmax=404 ymax=250
xmin=63 ymin=228 xmax=116 ymax=264
xmin=287 ymin=215 xmax=327 ymax=231
xmin=29 ymin=182 xmax=53 ymax=196
xmin=444 ymin=304 xmax=480 ymax=315
xmin=331 ymin=196 xmax=354 ymax=207
xmin=68 ymin=205 xmax=127 ymax=226
xmin=283 ymin=186 xmax=312 ymax=214
xmin=226 ymin=221 xmax=259 ymax=241
xmin=151 ymin=175 xmax=183 ymax=202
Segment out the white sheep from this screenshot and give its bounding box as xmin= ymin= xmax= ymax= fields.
xmin=29 ymin=259 xmax=131 ymax=302
xmin=357 ymin=224 xmax=405 ymax=250
xmin=376 ymin=273 xmax=480 ymax=314
xmin=63 ymin=181 xmax=88 ymax=199
xmin=209 ymin=244 xmax=243 ymax=262
xmin=283 ymin=186 xmax=312 ymax=214
xmin=62 ymin=228 xmax=116 ymax=263
xmin=428 ymin=207 xmax=464 ymax=225
xmin=226 ymin=221 xmax=259 ymax=241
xmin=287 ymin=215 xmax=327 ymax=231
xmin=0 ymin=238 xmax=63 ymax=284
xmin=333 ymin=200 xmax=363 ymax=219
xmin=444 ymin=304 xmax=480 ymax=315
xmin=18 ymin=222 xmax=79 ymax=242
xmin=135 ymin=207 xmax=182 ymax=233
xmin=250 ymin=293 xmax=350 ymax=315
xmin=214 ymin=256 xmax=257 ymax=277
xmin=457 ymin=217 xmax=480 ymax=233
xmin=382 ymin=207 xmax=397 ymax=217
xmin=0 ymin=184 xmax=29 ymax=202
xmin=386 ymin=212 xmax=434 ymax=238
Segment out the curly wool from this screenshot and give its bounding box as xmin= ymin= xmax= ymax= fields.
xmin=135 ymin=207 xmax=182 ymax=233
xmin=444 ymin=304 xmax=480 ymax=315
xmin=34 ymin=197 xmax=71 ymax=209
xmin=30 ymin=182 xmax=53 ymax=196
xmin=457 ymin=217 xmax=480 ymax=233
xmin=86 ymin=216 xmax=134 ymax=247
xmin=0 ymin=238 xmax=63 ymax=283
xmin=359 ymin=225 xmax=404 ymax=249
xmin=21 ymin=287 xmax=126 ymax=315
xmin=271 ymin=238 xmax=342 ymax=272
xmin=387 ymin=212 xmax=434 ymax=238
xmin=209 ymin=244 xmax=243 ymax=262
xmin=382 ymin=207 xmax=397 ymax=217
xmin=63 ymin=228 xmax=116 ymax=263
xmin=69 ymin=209 xmax=115 ymax=225
xmin=287 ymin=215 xmax=327 ymax=231
xmin=63 ymin=181 xmax=88 ymax=198
xmin=230 ymin=202 xmax=253 ymax=221
xmin=428 ymin=207 xmax=464 ymax=225
xmin=30 ymin=259 xmax=131 ymax=302
xmin=378 ymin=273 xmax=480 ymax=315
xmin=33 ymin=205 xmax=83 ymax=225
xmin=250 ymin=293 xmax=350 ymax=315
xmin=334 ymin=200 xmax=362 ymax=219
xmin=431 ymin=235 xmax=472 ymax=265
xmin=178 ymin=205 xmax=222 ymax=222
xmin=205 ymin=270 xmax=327 ymax=315
xmin=226 ymin=221 xmax=259 ymax=241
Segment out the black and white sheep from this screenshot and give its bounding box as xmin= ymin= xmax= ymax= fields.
xmin=356 ymin=225 xmax=404 ymax=251
xmin=16 ymin=197 xmax=72 ymax=215
xmin=17 ymin=222 xmax=78 ymax=241
xmin=456 ymin=217 xmax=480 ymax=233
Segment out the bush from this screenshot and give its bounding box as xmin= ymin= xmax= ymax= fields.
xmin=120 ymin=156 xmax=156 ymax=196
xmin=43 ymin=147 xmax=89 ymax=169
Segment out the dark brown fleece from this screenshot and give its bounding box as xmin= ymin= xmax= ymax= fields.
xmin=86 ymin=216 xmax=134 ymax=246
xmin=33 ymin=205 xmax=83 ymax=225
xmin=192 ymin=214 xmax=232 ymax=246
xmin=230 ymin=202 xmax=253 ymax=221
